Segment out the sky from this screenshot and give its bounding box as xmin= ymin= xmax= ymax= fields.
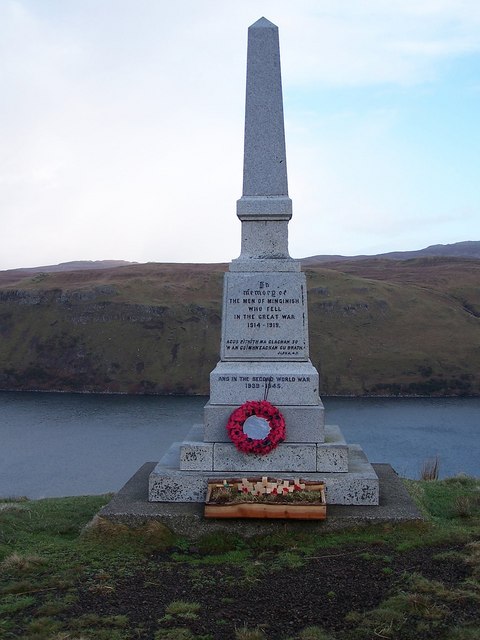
xmin=1 ymin=0 xmax=480 ymax=270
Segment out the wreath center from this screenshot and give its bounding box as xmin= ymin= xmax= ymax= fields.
xmin=243 ymin=415 xmax=271 ymax=439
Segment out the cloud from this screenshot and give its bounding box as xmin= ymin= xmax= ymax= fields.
xmin=274 ymin=0 xmax=480 ymax=86
xmin=0 ymin=1 xmax=479 ymax=268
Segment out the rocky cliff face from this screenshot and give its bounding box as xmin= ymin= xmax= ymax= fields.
xmin=0 ymin=259 xmax=479 ymax=396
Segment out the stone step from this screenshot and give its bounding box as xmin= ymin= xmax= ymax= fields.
xmin=211 ymin=442 xmax=317 ymax=472
xmin=204 ymin=401 xmax=325 ymax=443
xmin=179 ymin=424 xmax=348 ymax=473
xmin=149 ymin=444 xmax=379 ymax=505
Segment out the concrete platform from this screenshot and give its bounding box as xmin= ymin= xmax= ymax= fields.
xmin=97 ymin=462 xmax=424 ymax=537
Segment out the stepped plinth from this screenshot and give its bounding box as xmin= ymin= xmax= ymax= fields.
xmin=149 ymin=17 xmax=379 ymax=506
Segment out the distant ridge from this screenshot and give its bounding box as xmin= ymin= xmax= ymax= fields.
xmin=3 ymin=260 xmax=136 ymax=275
xmin=302 ymin=241 xmax=480 ymax=265
xmin=1 ymin=242 xmax=480 ymax=276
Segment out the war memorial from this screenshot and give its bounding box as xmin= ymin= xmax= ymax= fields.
xmin=101 ymin=19 xmax=423 ymax=528
xmin=148 ymin=18 xmax=379 ymax=508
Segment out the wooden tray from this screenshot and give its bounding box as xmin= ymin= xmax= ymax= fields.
xmin=204 ymin=478 xmax=326 ymax=520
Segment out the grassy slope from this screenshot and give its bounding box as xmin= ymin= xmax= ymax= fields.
xmin=0 ymin=477 xmax=479 ymax=639
xmin=306 ymin=258 xmax=480 ymax=395
xmin=0 ymin=265 xmax=225 ymax=395
xmin=0 ymin=258 xmax=479 ymax=395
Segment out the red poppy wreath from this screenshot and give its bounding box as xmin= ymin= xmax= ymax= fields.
xmin=226 ymin=400 xmax=286 ymax=455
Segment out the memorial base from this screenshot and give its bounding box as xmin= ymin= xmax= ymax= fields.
xmin=149 ymin=441 xmax=379 ymax=506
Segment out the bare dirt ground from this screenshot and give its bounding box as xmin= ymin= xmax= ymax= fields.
xmin=71 ymin=540 xmax=476 ymax=639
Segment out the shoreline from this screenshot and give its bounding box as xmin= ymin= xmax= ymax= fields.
xmin=1 ymin=387 xmax=479 ymax=399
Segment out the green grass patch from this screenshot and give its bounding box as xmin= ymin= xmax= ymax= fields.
xmin=0 ymin=477 xmax=479 ymax=640
xmin=296 ymin=628 xmax=335 ymax=640
xmin=163 ymin=600 xmax=201 ymax=620
xmin=235 ymin=627 xmax=267 ymax=639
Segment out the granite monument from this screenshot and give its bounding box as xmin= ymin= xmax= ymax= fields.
xmin=149 ymin=18 xmax=379 ymax=505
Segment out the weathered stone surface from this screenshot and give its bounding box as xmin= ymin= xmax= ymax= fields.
xmin=149 ymin=472 xmax=207 ymax=503
xmin=180 ymin=436 xmax=213 ymax=471
xmin=324 ymin=424 xmax=346 ymax=445
xmin=323 ymin=446 xmax=379 ymax=505
xmin=213 ymin=442 xmax=317 ymax=472
xmin=179 ymin=425 xmax=346 ymax=473
xmin=229 ymin=256 xmax=299 ymax=272
xmin=236 ymin=17 xmax=291 ymax=220
xmin=239 ymin=220 xmax=290 ymax=260
xmin=148 ymin=443 xmax=379 ymax=505
xmin=317 ymin=444 xmax=348 ymax=472
xmin=237 ymin=196 xmax=292 ymax=219
xmin=221 ymin=272 xmax=308 ymax=361
xmin=210 ymin=361 xmax=320 ymax=405
xmin=204 ymin=402 xmax=325 ymax=443
xmin=179 ymin=423 xmax=346 ymax=472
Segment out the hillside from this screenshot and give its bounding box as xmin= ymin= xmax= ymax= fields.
xmin=0 ymin=260 xmax=136 ymax=285
xmin=303 ymin=240 xmax=480 ymax=264
xmin=0 ymin=255 xmax=479 ymax=396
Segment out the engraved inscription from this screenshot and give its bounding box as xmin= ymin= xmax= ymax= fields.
xmin=221 ymin=273 xmax=309 ymax=361
xmin=215 ymin=374 xmax=311 ymax=390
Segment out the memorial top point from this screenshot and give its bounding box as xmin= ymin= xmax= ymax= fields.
xmin=236 ymin=17 xmax=292 ymax=221
xmin=250 ymin=17 xmax=277 ymax=29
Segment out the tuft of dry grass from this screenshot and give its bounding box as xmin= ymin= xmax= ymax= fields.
xmin=420 ymin=456 xmax=440 ymax=481
xmin=452 ymin=495 xmax=474 ymax=518
xmin=81 ymin=515 xmax=130 ymax=538
xmin=298 ymin=627 xmax=335 ymax=640
xmin=49 ymin=634 xmax=89 ymax=640
xmin=235 ymin=627 xmax=266 ymax=640
xmin=464 ymin=541 xmax=480 ymax=578
xmin=164 ymin=600 xmax=201 ymax=620
xmin=1 ymin=552 xmax=46 ymax=571
xmin=82 ymin=516 xmax=175 ymax=554
xmin=0 ymin=502 xmax=29 ymax=512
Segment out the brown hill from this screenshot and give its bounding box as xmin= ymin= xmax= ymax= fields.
xmin=0 ymin=260 xmax=136 ymax=286
xmin=0 ymin=258 xmax=479 ymax=396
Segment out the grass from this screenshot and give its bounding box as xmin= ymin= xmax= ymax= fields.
xmin=0 ymin=476 xmax=479 ymax=639
xmin=162 ymin=601 xmax=201 ymax=621
xmin=296 ymin=629 xmax=334 ymax=640
xmin=344 ymin=570 xmax=480 ymax=639
xmin=235 ymin=628 xmax=267 ymax=639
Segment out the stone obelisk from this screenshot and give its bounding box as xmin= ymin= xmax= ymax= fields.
xmin=208 ymin=16 xmax=324 ymax=452
xmin=234 ymin=16 xmax=293 ymax=270
xmin=149 ymin=18 xmax=379 ymax=505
